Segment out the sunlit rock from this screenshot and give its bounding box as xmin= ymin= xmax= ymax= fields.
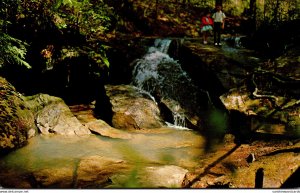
xmin=139 ymin=165 xmax=188 ymax=188
xmin=26 ymin=94 xmax=91 ymax=136
xmin=85 ymin=120 xmax=132 ymax=139
xmin=33 ymin=167 xmax=74 ymax=188
xmin=105 ymin=85 xmax=165 ymax=130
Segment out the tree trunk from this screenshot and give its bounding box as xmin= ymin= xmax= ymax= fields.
xmin=249 ymin=0 xmax=257 ymax=32
xmin=155 ymin=0 xmax=159 ymax=19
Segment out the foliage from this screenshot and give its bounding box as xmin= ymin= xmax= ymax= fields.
xmin=0 ymin=0 xmax=114 ymax=71
xmin=0 ymin=32 xmax=31 ymax=69
xmin=51 ymin=0 xmax=114 ymax=41
xmin=0 ymin=77 xmax=35 ymax=153
xmin=0 ymin=0 xmax=30 ymax=69
xmin=52 ymin=0 xmax=113 ymax=68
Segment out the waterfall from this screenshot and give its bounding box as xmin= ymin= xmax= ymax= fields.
xmin=224 ymin=36 xmax=245 ymax=48
xmin=154 ymin=38 xmax=172 ymax=54
xmin=132 ymin=39 xmax=201 ymax=129
xmin=234 ymin=36 xmax=244 ymax=48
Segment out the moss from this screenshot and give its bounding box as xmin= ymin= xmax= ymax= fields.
xmin=0 ymin=77 xmax=36 ymax=153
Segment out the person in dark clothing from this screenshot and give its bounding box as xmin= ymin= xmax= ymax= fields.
xmin=212 ymin=5 xmax=226 ymax=46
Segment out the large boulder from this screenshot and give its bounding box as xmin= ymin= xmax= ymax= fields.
xmin=219 ymin=48 xmax=300 ymax=136
xmin=26 ymin=94 xmax=91 ymax=136
xmin=0 ymin=77 xmax=37 ymax=153
xmin=179 ymin=42 xmax=299 ymax=136
xmin=179 ymin=41 xmax=260 ymax=93
xmin=220 ymin=86 xmax=300 ymax=136
xmin=131 ymin=45 xmax=208 ymax=129
xmin=105 ymin=85 xmax=165 ymax=130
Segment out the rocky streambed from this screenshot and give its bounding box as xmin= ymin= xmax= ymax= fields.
xmin=0 ymin=38 xmax=299 ymax=188
xmin=0 ymin=81 xmax=299 ymax=188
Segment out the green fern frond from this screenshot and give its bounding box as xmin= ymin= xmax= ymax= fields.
xmin=0 ymin=32 xmax=31 ymax=69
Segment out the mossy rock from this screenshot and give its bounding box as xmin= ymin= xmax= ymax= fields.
xmin=0 ymin=77 xmax=37 ymax=154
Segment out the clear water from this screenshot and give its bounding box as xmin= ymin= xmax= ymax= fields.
xmin=0 ymin=128 xmax=205 ymax=174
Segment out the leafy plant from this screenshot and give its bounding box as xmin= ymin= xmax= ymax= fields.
xmin=0 ymin=32 xmax=31 ymax=69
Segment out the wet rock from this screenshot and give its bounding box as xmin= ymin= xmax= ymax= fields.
xmin=131 ymin=44 xmax=207 ymax=129
xmin=85 ymin=120 xmax=132 ymax=139
xmin=139 ymin=165 xmax=188 ymax=188
xmin=159 ymin=98 xmax=201 ymax=129
xmin=76 ymin=155 xmax=129 ymax=188
xmin=105 ymin=85 xmax=165 ymax=130
xmin=0 ymin=77 xmax=37 ymax=153
xmin=26 ymin=94 xmax=91 ymax=136
xmin=32 ymin=167 xmax=74 ymax=188
xmin=0 ymin=169 xmax=33 ymax=188
xmin=109 ymin=165 xmax=189 ymax=188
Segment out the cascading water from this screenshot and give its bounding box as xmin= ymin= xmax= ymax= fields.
xmin=154 ymin=38 xmax=172 ymax=53
xmin=224 ymin=36 xmax=246 ymax=48
xmin=132 ymin=39 xmax=207 ymax=129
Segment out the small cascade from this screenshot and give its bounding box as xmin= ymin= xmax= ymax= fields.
xmin=224 ymin=36 xmax=245 ymax=48
xmin=234 ymin=36 xmax=245 ymax=48
xmin=132 ymin=39 xmax=204 ymax=128
xmin=154 ymin=39 xmax=172 ymax=54
xmin=173 ymin=112 xmax=186 ymax=128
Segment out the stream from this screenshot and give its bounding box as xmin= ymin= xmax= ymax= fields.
xmin=0 ymin=127 xmax=206 ymax=188
xmin=0 ymin=37 xmax=299 ymax=188
xmin=0 ymin=38 xmax=210 ymax=188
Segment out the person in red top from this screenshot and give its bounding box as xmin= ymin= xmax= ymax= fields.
xmin=200 ymin=11 xmax=214 ymax=45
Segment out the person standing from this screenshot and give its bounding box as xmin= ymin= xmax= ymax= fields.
xmin=200 ymin=11 xmax=214 ymax=45
xmin=212 ymin=5 xmax=226 ymax=46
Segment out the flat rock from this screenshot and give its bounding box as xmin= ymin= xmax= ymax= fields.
xmin=85 ymin=120 xmax=132 ymax=139
xmin=33 ymin=167 xmax=74 ymax=188
xmin=76 ymin=155 xmax=129 ymax=188
xmin=139 ymin=165 xmax=188 ymax=188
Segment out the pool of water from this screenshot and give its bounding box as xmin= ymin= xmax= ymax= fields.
xmin=0 ymin=127 xmax=206 ymax=188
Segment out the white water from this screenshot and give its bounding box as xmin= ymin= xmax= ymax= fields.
xmin=132 ymin=39 xmax=190 ymax=128
xmin=154 ymin=38 xmax=172 ymax=53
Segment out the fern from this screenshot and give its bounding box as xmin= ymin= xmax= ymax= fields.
xmin=0 ymin=32 xmax=31 ymax=69
xmin=53 ymin=0 xmax=79 ymax=10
